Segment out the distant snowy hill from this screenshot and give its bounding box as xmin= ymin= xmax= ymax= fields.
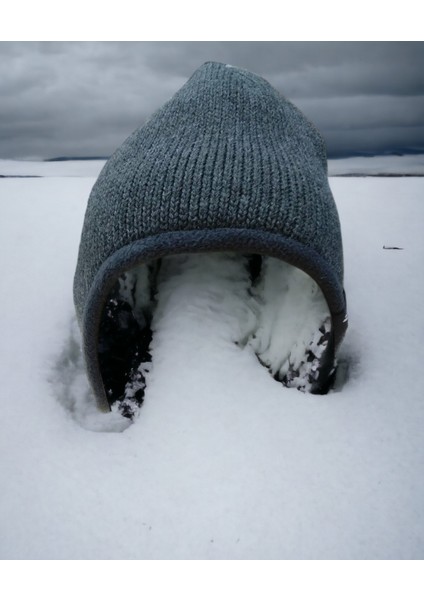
xmin=1 ymin=154 xmax=424 ymax=178
xmin=328 ymin=154 xmax=424 ymax=176
xmin=0 ymin=159 xmax=107 ymax=178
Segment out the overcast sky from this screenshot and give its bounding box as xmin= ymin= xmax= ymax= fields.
xmin=1 ymin=41 xmax=423 ymax=159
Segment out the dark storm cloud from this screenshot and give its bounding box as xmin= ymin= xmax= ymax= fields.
xmin=0 ymin=41 xmax=423 ymax=158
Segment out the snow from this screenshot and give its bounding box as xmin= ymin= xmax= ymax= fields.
xmin=246 ymin=258 xmax=331 ymax=387
xmin=104 ymin=252 xmax=330 ymax=419
xmin=0 ymin=163 xmax=423 ymax=559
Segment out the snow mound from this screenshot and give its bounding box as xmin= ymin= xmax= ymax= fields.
xmin=95 ymin=252 xmax=334 ymax=420
xmin=54 ymin=251 xmax=334 ymax=427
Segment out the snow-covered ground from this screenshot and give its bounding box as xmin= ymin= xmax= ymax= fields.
xmin=0 ymin=161 xmax=423 ymax=559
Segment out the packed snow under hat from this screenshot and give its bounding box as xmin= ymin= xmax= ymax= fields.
xmin=74 ymin=61 xmax=348 ymax=414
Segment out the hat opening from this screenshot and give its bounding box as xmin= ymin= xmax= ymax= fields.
xmin=97 ymin=252 xmax=337 ymax=419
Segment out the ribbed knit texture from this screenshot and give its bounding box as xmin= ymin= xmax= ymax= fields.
xmin=73 ymin=61 xmax=348 ymax=411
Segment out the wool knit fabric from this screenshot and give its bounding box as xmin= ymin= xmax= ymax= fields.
xmin=74 ymin=61 xmax=348 ymax=412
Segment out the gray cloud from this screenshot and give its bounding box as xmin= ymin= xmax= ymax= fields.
xmin=0 ymin=41 xmax=423 ymax=159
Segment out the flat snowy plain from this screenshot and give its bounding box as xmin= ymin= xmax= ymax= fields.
xmin=0 ymin=156 xmax=423 ymax=559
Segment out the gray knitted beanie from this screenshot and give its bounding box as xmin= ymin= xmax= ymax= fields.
xmin=74 ymin=61 xmax=348 ymax=413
